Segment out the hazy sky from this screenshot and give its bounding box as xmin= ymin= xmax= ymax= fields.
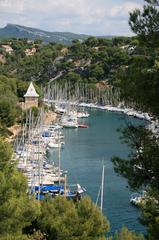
xmin=0 ymin=0 xmax=144 ymax=36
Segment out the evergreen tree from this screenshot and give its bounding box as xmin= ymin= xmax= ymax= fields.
xmin=114 ymin=226 xmax=145 ymax=240
xmin=35 ymin=196 xmax=109 ymax=240
xmin=0 ymin=139 xmax=40 ymax=238
xmin=129 ymin=0 xmax=159 ymax=48
xmin=112 ymin=1 xmax=159 ymax=239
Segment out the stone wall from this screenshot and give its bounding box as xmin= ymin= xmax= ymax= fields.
xmin=24 ymin=97 xmax=38 ymax=109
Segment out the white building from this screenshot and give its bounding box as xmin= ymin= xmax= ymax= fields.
xmin=24 ymin=82 xmax=39 ymax=109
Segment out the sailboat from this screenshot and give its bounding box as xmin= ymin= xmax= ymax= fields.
xmin=96 ymin=165 xmax=105 ymax=212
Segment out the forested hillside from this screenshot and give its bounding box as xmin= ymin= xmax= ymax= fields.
xmin=0 ymin=34 xmax=137 ymax=134
xmin=0 ymin=35 xmax=133 ymax=84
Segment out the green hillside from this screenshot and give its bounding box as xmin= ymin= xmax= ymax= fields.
xmin=0 ymin=24 xmax=90 ymax=45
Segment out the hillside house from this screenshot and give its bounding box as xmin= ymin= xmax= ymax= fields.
xmin=25 ymin=47 xmax=36 ymax=56
xmin=1 ymin=45 xmax=13 ymax=54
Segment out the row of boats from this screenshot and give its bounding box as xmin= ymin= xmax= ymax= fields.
xmin=54 ymin=101 xmax=159 ymax=136
xmin=46 ymin=99 xmax=153 ymax=121
xmin=78 ymin=102 xmax=152 ymax=121
xmin=14 ymin=107 xmax=89 ymax=201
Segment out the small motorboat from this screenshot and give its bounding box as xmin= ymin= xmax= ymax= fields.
xmin=78 ymin=124 xmax=88 ymax=128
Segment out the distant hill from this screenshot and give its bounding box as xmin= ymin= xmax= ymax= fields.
xmin=0 ymin=24 xmax=90 ymax=44
xmin=0 ymin=24 xmax=113 ymax=45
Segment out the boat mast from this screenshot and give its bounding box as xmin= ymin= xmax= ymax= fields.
xmin=100 ymin=165 xmax=105 ymax=212
xmin=58 ymin=129 xmax=61 ymax=185
xmin=37 ymin=108 xmax=44 ymax=200
xmin=64 ymin=174 xmax=67 ymax=197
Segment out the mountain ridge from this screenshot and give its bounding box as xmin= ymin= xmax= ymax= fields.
xmin=0 ymin=23 xmax=114 ymax=45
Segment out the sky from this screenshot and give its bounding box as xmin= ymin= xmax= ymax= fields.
xmin=0 ymin=0 xmax=144 ymax=36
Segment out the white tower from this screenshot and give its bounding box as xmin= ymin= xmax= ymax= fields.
xmin=24 ymin=82 xmax=39 ymax=109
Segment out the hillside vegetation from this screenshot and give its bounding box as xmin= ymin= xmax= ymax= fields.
xmin=0 ymin=34 xmax=136 ymax=134
xmin=0 ymin=35 xmax=132 ymax=84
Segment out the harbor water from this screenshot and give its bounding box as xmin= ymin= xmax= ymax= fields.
xmin=49 ymin=109 xmax=147 ymax=235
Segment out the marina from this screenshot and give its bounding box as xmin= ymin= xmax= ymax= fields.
xmin=13 ymin=82 xmax=159 ymax=235
xmin=12 ymin=82 xmax=158 ymax=235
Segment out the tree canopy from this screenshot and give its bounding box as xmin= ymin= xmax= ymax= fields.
xmin=0 ymin=138 xmax=40 ymax=239
xmin=33 ymin=196 xmax=109 ymax=240
xmin=112 ymin=1 xmax=159 ymax=239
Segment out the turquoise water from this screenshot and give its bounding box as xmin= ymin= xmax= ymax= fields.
xmin=49 ymin=109 xmax=147 ymax=235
